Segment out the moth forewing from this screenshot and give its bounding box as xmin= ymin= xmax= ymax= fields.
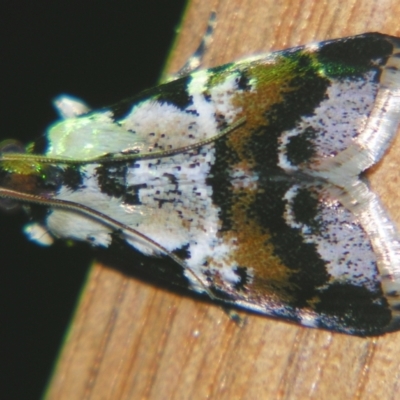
xmin=3 ymin=32 xmax=400 ymax=335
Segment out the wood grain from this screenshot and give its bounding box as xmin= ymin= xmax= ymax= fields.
xmin=45 ymin=1 xmax=400 ymax=399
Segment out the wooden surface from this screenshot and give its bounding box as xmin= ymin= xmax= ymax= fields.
xmin=45 ymin=1 xmax=400 ymax=399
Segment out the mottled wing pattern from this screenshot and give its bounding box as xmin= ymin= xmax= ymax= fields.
xmin=19 ymin=33 xmax=400 ymax=335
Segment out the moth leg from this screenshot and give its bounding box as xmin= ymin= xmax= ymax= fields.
xmin=222 ymin=307 xmax=245 ymax=326
xmin=53 ymin=95 xmax=91 ymax=118
xmin=164 ymin=12 xmax=216 ymax=82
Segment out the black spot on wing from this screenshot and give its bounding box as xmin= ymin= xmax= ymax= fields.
xmin=315 ymin=282 xmax=391 ymax=335
xmin=154 ymin=75 xmax=193 ymax=109
xmin=172 ymin=243 xmax=191 ymax=260
xmin=286 ymin=127 xmax=318 ymax=166
xmin=207 ymin=63 xmax=234 ymax=77
xmin=29 ymin=135 xmax=50 ymax=154
xmin=155 ymin=198 xmax=175 ymax=209
xmin=96 ymin=162 xmax=149 ymax=205
xmin=291 ymin=186 xmax=321 ymax=232
xmin=62 ymin=166 xmax=84 ymax=191
xmin=233 ymin=266 xmax=250 ymax=291
xmin=97 ymin=232 xmax=191 ymax=289
xmin=206 ymin=136 xmax=241 ymax=232
xmin=96 ymin=163 xmax=127 ymax=198
xmin=31 ymin=134 xmax=50 ymax=155
xmin=125 ymin=183 xmax=147 ymax=205
xmin=317 ymin=33 xmax=394 ymax=79
xmin=236 ymin=73 xmax=252 ymax=91
xmin=109 ymin=99 xmax=140 ymax=121
xmin=108 ymin=75 xmax=193 ymax=121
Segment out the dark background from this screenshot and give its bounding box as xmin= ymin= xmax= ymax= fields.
xmin=0 ymin=2 xmax=187 ymax=399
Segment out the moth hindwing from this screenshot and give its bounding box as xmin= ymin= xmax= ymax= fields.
xmin=2 ymin=33 xmax=400 ymax=336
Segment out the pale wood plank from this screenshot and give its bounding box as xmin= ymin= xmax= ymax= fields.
xmin=46 ymin=0 xmax=400 ymax=399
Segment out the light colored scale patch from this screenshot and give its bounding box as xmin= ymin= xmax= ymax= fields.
xmin=45 ymin=143 xmax=239 ymax=292
xmin=42 ymin=71 xmax=248 ymax=291
xmin=45 ymin=158 xmax=208 ymax=254
xmin=126 ymin=145 xmax=220 ymax=258
xmin=205 ymin=71 xmax=244 ymax=122
xmin=283 ymin=184 xmax=380 ymax=292
xmin=230 ymin=166 xmax=259 ymax=190
xmin=46 ymin=112 xmax=148 ymax=160
xmin=120 ymin=70 xmax=243 ymax=151
xmin=126 ymin=144 xmax=244 ymax=290
xmin=46 ymin=165 xmax=123 ymax=248
xmin=120 ymin=100 xmax=217 ymax=151
xmin=278 ymin=71 xmax=378 ymax=170
xmin=46 ymin=71 xmax=244 ymax=162
xmin=40 ymin=71 xmax=248 ymax=290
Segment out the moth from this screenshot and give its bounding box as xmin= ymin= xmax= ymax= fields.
xmin=2 ymin=25 xmax=400 ymax=336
